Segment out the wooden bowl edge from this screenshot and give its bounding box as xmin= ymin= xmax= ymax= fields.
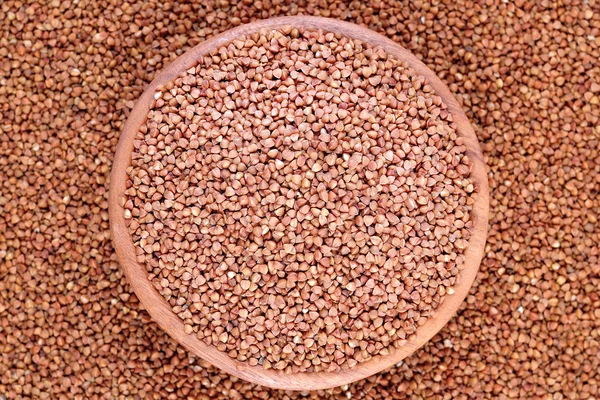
xmin=108 ymin=15 xmax=490 ymax=391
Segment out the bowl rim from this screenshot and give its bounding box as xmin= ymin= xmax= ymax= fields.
xmin=109 ymin=15 xmax=490 ymax=391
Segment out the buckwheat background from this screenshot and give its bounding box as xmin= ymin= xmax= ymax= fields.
xmin=0 ymin=1 xmax=598 ymax=399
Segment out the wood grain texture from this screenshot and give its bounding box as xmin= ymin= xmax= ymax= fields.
xmin=109 ymin=16 xmax=490 ymax=391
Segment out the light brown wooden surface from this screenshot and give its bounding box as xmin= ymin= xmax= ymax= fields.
xmin=109 ymin=16 xmax=490 ymax=391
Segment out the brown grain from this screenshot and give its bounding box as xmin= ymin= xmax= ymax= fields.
xmin=124 ymin=27 xmax=474 ymax=373
xmin=0 ymin=0 xmax=598 ymax=399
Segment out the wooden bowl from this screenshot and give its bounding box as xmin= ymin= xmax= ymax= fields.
xmin=109 ymin=16 xmax=489 ymax=391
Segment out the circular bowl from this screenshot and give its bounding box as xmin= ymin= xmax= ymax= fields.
xmin=109 ymin=16 xmax=490 ymax=391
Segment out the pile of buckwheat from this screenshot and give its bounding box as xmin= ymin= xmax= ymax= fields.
xmin=0 ymin=0 xmax=598 ymax=399
xmin=124 ymin=26 xmax=474 ymax=373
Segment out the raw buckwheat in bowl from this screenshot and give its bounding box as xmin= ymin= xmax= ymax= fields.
xmin=109 ymin=16 xmax=489 ymax=390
